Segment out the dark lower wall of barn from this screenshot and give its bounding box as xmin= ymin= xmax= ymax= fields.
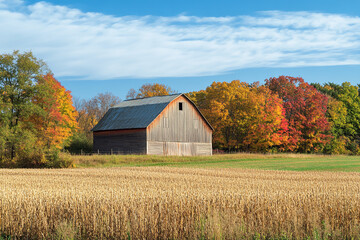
xmin=93 ymin=129 xmax=146 ymax=154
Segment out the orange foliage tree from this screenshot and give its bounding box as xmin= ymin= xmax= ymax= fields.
xmin=243 ymin=85 xmax=289 ymax=152
xmin=189 ymin=80 xmax=288 ymax=152
xmin=32 ymin=73 xmax=78 ymax=149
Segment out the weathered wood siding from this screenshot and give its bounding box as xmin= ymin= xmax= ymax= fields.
xmin=147 ymin=141 xmax=212 ymax=156
xmin=93 ymin=129 xmax=146 ymax=154
xmin=147 ymin=95 xmax=212 ymax=156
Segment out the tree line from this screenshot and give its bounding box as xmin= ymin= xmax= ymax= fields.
xmin=188 ymin=77 xmax=360 ymax=154
xmin=1 ymin=51 xmax=360 ymax=167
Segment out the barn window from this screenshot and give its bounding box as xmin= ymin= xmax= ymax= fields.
xmin=179 ymin=102 xmax=183 ymax=111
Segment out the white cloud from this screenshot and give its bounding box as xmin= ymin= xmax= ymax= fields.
xmin=0 ymin=1 xmax=360 ymax=79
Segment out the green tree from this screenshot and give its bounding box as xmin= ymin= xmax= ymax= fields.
xmin=313 ymin=82 xmax=360 ymax=154
xmin=0 ymin=51 xmax=47 ymax=163
xmin=324 ymin=97 xmax=349 ymax=154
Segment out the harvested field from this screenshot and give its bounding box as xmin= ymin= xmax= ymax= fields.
xmin=1 ymin=167 xmax=360 ymax=239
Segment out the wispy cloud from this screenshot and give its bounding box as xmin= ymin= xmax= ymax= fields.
xmin=1 ymin=1 xmax=360 ymax=80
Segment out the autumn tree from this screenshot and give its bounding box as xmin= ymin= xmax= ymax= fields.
xmin=187 ymin=90 xmax=207 ymax=110
xmin=266 ymin=76 xmax=331 ymax=153
xmin=0 ymin=51 xmax=77 ymax=167
xmin=242 ymin=85 xmax=289 ymax=152
xmin=126 ymin=83 xmax=176 ymax=99
xmin=32 ymin=73 xmax=78 ymax=149
xmin=189 ymin=80 xmax=288 ymax=152
xmin=193 ymin=81 xmax=237 ymax=149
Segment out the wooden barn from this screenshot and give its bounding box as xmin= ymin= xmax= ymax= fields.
xmin=92 ymin=94 xmax=213 ymax=156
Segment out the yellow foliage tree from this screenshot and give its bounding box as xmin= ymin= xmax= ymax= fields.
xmin=189 ymin=80 xmax=288 ymax=151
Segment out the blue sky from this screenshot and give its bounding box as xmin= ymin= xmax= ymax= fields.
xmin=1 ymin=0 xmax=360 ymax=100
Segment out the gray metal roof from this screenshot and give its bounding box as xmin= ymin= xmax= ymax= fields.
xmin=92 ymin=94 xmax=181 ymax=131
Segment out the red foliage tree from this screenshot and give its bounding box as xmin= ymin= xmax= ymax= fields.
xmin=266 ymin=76 xmax=331 ymax=152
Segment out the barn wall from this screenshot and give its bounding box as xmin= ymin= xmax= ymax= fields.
xmin=147 ymin=141 xmax=212 ymax=156
xmin=147 ymin=96 xmax=212 ymax=155
xmin=93 ymin=129 xmax=146 ymax=154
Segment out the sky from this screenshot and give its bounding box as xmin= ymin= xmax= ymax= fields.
xmin=1 ymin=0 xmax=360 ymax=100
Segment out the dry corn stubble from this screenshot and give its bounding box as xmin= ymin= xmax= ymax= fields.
xmin=1 ymin=167 xmax=360 ymax=239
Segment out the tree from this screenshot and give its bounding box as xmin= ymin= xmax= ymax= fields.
xmin=0 ymin=51 xmax=77 ymax=166
xmin=188 ymin=80 xmax=288 ymax=152
xmin=0 ymin=51 xmax=47 ymax=162
xmin=266 ymin=76 xmax=331 ymax=153
xmin=126 ymin=83 xmax=176 ymax=99
xmin=313 ymin=82 xmax=360 ymax=154
xmin=187 ymin=90 xmax=207 ymax=109
xmin=242 ymin=86 xmax=289 ymax=152
xmin=32 ymin=73 xmax=78 ymax=149
xmin=323 ymin=97 xmax=349 ymax=154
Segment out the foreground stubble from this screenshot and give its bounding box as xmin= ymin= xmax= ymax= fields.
xmin=1 ymin=167 xmax=360 ymax=239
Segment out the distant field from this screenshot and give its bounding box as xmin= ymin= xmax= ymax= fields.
xmin=1 ymin=167 xmax=360 ymax=239
xmin=72 ymin=153 xmax=360 ymax=172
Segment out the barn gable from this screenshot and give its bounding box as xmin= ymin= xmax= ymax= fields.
xmin=146 ymin=95 xmax=213 ymax=155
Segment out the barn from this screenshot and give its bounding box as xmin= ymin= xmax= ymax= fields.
xmin=92 ymin=93 xmax=213 ymax=156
